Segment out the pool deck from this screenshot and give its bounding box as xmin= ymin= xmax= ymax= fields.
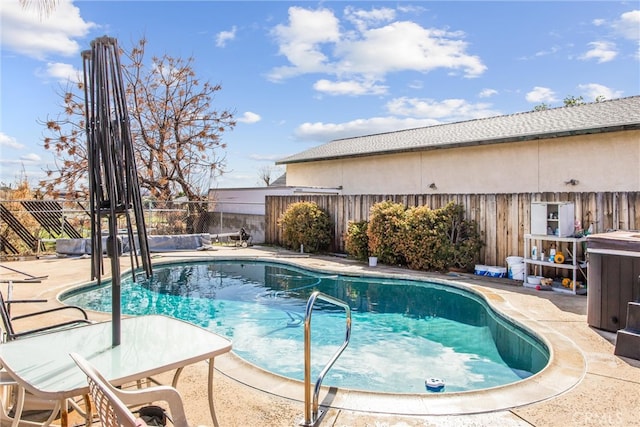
xmin=1 ymin=245 xmax=638 ymax=427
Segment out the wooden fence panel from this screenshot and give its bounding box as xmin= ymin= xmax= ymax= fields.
xmin=265 ymin=192 xmax=640 ymax=267
xmin=631 ymin=193 xmax=639 ymax=230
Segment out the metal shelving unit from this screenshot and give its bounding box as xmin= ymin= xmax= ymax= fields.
xmin=523 ymin=234 xmax=587 ymax=295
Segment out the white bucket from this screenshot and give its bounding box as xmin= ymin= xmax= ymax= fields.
xmin=506 ymin=256 xmax=524 ymax=265
xmin=368 ymin=256 xmax=378 ymax=267
xmin=527 ymin=275 xmax=543 ymax=285
xmin=508 ymin=262 xmax=525 ymax=280
xmin=510 ymin=267 xmax=525 ymax=281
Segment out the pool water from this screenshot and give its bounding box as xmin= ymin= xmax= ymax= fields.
xmin=63 ymin=261 xmax=549 ymax=393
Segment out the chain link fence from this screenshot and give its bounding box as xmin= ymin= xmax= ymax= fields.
xmin=0 ymin=199 xmax=265 ymax=258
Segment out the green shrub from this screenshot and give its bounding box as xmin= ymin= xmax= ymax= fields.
xmin=367 ymin=200 xmax=406 ymax=265
xmin=357 ymin=201 xmax=483 ymax=271
xmin=277 ymin=201 xmax=332 ymax=253
xmin=438 ymin=202 xmax=484 ymax=271
xmin=401 ymin=205 xmax=448 ymax=271
xmin=401 ymin=202 xmax=483 ymax=272
xmin=344 ymin=220 xmax=369 ymax=261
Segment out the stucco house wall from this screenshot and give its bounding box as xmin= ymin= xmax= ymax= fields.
xmin=278 ymin=96 xmax=640 ymax=195
xmin=285 ymin=130 xmax=640 ymax=194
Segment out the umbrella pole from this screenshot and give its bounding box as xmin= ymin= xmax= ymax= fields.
xmin=107 ymin=217 xmax=121 ymax=347
xmin=109 ymin=247 xmax=121 ymax=347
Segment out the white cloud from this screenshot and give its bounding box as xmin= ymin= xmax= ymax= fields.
xmin=0 ymin=0 xmax=96 ymax=60
xmin=386 ymin=97 xmax=499 ymax=121
xmin=293 ymin=97 xmax=500 ymax=142
xmin=533 ymin=45 xmax=561 ymax=58
xmin=613 ymin=10 xmax=640 ymax=40
xmin=0 ymin=153 xmax=42 ymax=166
xmin=344 ymin=5 xmax=396 ymax=32
xmin=20 ymin=153 xmax=42 ymax=163
xmin=249 ymin=154 xmax=284 ymax=161
xmin=579 ymin=41 xmax=617 ymax=63
xmin=268 ymin=7 xmax=341 ymax=80
xmin=587 ymin=10 xmax=639 ymax=60
xmin=0 ymin=132 xmax=24 ymax=150
xmin=614 ymin=10 xmax=640 ymax=59
xmin=268 ymin=6 xmax=486 ymax=93
xmin=294 ymin=116 xmax=440 ymax=142
xmin=41 ymin=62 xmax=82 ymax=83
xmin=526 ymin=87 xmax=558 ymax=104
xmin=216 ymin=26 xmax=237 ymax=48
xmin=577 ymin=83 xmax=623 ymax=101
xmin=313 ymin=79 xmax=388 ymax=96
xmin=237 ymin=111 xmax=261 ymax=124
xmin=336 ymin=21 xmax=485 ymax=78
xmin=478 ymin=88 xmax=498 ymax=98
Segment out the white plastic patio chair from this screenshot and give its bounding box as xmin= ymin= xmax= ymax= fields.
xmin=0 ymin=367 xmax=61 ymax=427
xmin=69 ymin=353 xmax=189 ymax=427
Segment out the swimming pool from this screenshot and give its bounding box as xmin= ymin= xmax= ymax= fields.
xmin=62 ymin=260 xmax=549 ymax=394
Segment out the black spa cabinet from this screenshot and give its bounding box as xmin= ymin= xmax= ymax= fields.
xmin=587 ymin=231 xmax=640 ymax=332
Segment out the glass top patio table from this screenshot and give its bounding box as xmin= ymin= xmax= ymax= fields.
xmin=0 ymin=314 xmax=232 ymax=425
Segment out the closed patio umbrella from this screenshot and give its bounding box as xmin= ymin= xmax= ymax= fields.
xmin=82 ymin=36 xmax=152 ymax=346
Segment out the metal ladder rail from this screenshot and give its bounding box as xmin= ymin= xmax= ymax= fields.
xmin=302 ymin=291 xmax=352 ymax=427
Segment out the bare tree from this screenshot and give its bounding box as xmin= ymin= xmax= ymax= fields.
xmin=257 ymin=165 xmax=285 ymax=186
xmin=41 ymin=38 xmax=236 ymax=201
xmin=258 ymin=165 xmax=274 ymax=186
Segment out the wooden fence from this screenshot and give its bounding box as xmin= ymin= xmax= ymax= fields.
xmin=265 ymin=192 xmax=640 ymax=267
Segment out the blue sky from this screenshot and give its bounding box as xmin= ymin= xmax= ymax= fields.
xmin=1 ymin=1 xmax=639 ymax=190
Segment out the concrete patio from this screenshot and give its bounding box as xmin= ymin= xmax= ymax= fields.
xmin=1 ymin=245 xmax=638 ymax=427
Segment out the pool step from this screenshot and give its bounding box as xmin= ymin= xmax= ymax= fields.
xmin=614 ymin=302 xmax=640 ymax=360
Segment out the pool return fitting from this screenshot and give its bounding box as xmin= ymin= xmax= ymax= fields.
xmin=301 ymin=291 xmax=352 ymax=426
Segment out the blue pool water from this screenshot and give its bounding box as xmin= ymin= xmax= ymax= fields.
xmin=62 ymin=260 xmax=549 ymax=394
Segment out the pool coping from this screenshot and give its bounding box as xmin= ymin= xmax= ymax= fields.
xmin=63 ymin=254 xmax=587 ymax=416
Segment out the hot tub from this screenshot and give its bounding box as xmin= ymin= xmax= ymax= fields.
xmin=587 ymin=231 xmax=640 ymax=332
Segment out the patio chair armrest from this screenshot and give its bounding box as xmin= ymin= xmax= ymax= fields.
xmin=0 ymin=369 xmax=18 ymax=386
xmin=5 ymin=299 xmax=48 ymax=304
xmin=111 ymin=385 xmax=189 ymax=427
xmin=11 ymin=305 xmax=90 ymax=321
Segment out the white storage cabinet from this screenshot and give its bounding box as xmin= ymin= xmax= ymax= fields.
xmin=531 ymin=202 xmax=575 ymax=237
